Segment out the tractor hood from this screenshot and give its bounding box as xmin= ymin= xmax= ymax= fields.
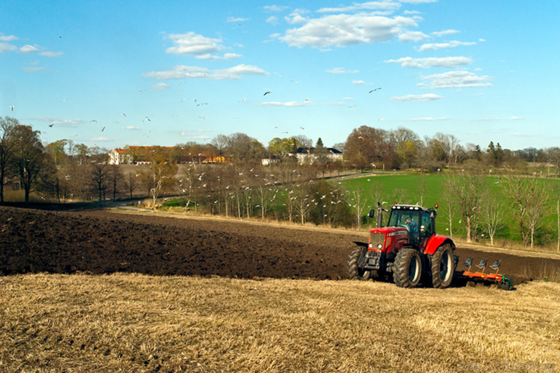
xmin=369 ymin=227 xmax=407 ymax=235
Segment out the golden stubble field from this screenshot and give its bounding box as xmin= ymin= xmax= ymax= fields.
xmin=1 ymin=274 xmax=559 ymax=372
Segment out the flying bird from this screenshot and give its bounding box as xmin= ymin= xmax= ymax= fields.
xmin=263 ymin=91 xmax=271 ymax=96
xmin=49 ymin=123 xmax=54 ymax=127
xmin=120 ymin=113 xmax=126 ymax=117
xmin=378 ymin=117 xmax=384 ymax=122
xmin=300 ymin=127 xmax=305 ymax=130
xmin=57 ymin=35 xmax=62 ymax=38
xmin=90 ymin=120 xmax=97 ymax=123
xmin=348 ymin=105 xmax=357 ymax=109
xmin=142 ymin=116 xmax=151 ymax=122
xmin=101 ymin=127 xmax=105 ymax=132
xmin=200 ymin=115 xmax=208 ymax=120
xmin=10 ymin=105 xmax=14 ymax=111
xmin=305 ymin=98 xmax=310 ymax=101
xmin=369 ymin=88 xmax=382 ymax=93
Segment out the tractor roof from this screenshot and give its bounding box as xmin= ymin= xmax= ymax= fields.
xmin=391 ymin=204 xmax=435 ymax=213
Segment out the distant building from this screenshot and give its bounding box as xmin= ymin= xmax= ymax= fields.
xmin=108 ymin=148 xmax=134 ymax=165
xmin=295 ymin=147 xmax=343 ymax=165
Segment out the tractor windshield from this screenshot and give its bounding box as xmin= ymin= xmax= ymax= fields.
xmin=387 ymin=209 xmax=421 ymax=244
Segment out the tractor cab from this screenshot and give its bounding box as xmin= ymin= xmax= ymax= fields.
xmin=386 ymin=205 xmax=436 ymax=248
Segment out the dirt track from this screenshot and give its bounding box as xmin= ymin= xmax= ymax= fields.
xmin=1 ymin=206 xmax=559 ymax=284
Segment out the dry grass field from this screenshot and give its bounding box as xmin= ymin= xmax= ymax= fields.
xmin=1 ymin=274 xmax=558 ymax=372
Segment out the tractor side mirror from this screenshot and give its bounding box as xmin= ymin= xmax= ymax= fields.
xmin=429 ymin=211 xmax=436 ymax=219
xmin=368 ymin=209 xmax=375 ymax=218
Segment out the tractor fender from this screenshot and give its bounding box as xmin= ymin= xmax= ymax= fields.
xmin=424 ymin=235 xmax=455 ymax=255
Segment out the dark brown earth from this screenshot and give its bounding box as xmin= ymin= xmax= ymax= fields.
xmin=1 ymin=205 xmax=559 ymax=285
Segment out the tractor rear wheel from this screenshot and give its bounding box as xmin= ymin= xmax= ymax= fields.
xmin=347 ymin=246 xmax=371 ymax=281
xmin=431 ymin=244 xmax=455 ymax=289
xmin=393 ymin=248 xmax=422 ymax=288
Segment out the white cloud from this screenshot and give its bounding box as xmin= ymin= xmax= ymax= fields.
xmin=0 ymin=43 xmax=17 ymax=52
xmin=20 ymin=44 xmax=39 ymax=53
xmin=165 ymin=32 xmax=223 ymax=56
xmin=38 ymin=51 xmax=64 ymax=57
xmin=153 ymin=82 xmax=170 ymax=90
xmin=0 ymin=34 xmax=18 ymax=41
xmin=279 ymin=13 xmax=418 ymax=48
xmin=122 ymin=126 xmax=141 ymax=130
xmin=399 ymin=0 xmax=438 ymax=3
xmin=33 ymin=117 xmax=85 ymax=125
xmin=509 ymin=116 xmax=526 ymax=120
xmin=256 ymin=100 xmax=343 ymax=107
xmin=410 ymin=117 xmax=451 ymax=121
xmin=385 ymin=56 xmax=472 ymax=68
xmin=352 ymin=80 xmax=368 ymax=85
xmin=403 ymin=10 xmax=421 ymax=14
xmin=472 ymin=118 xmax=500 ymax=122
xmin=417 ymin=40 xmax=476 ymax=51
xmin=420 ymin=70 xmax=493 ymax=88
xmin=391 ymin=93 xmax=442 ymax=101
xmin=317 ymin=2 xmax=401 ymax=13
xmin=431 ymin=29 xmax=460 ymax=37
xmin=90 ymin=137 xmax=112 ymax=142
xmin=143 ymin=64 xmax=269 ymax=80
xmin=195 ymin=52 xmax=241 ymax=60
xmin=263 ymin=5 xmax=289 ymax=12
xmin=266 ymin=16 xmax=279 ymax=25
xmin=398 ymin=31 xmax=429 ymax=42
xmin=22 ymin=67 xmax=44 ymax=72
xmin=479 ymin=38 xmax=486 ymax=42
xmin=227 ymin=16 xmax=249 ymax=22
xmin=326 ymin=67 xmax=359 ymax=74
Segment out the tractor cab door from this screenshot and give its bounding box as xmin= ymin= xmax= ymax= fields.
xmin=420 ymin=211 xmax=435 ymax=249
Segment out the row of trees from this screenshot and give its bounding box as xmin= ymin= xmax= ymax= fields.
xmin=342 ymin=126 xmax=560 ymax=174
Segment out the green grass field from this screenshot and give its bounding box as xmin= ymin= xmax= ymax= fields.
xmin=339 ymin=172 xmax=560 ymax=248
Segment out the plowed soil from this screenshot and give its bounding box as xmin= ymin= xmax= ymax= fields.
xmin=1 ymin=205 xmax=559 ymax=285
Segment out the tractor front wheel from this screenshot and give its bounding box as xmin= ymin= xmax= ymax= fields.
xmin=393 ymin=248 xmax=422 ymax=288
xmin=431 ymin=244 xmax=455 ymax=289
xmin=347 ymin=246 xmax=371 ymax=281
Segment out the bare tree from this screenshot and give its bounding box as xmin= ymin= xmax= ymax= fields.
xmin=107 ymin=165 xmax=126 ymax=201
xmin=293 ymin=183 xmax=311 ymax=225
xmin=349 ymin=186 xmax=368 ymax=230
xmin=479 ymin=192 xmax=506 ymax=245
xmin=126 ymin=172 xmax=138 ymax=199
xmin=11 ymin=124 xmax=51 ymax=204
xmin=0 ymin=117 xmax=17 ymax=203
xmin=441 ymin=176 xmax=458 ymax=238
xmin=448 ymin=171 xmax=485 ymax=242
xmin=525 ymin=179 xmax=551 ymax=248
xmin=136 ymin=148 xmax=178 ymax=210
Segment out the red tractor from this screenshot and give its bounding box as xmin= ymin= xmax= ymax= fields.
xmin=347 ymin=203 xmax=456 ymax=288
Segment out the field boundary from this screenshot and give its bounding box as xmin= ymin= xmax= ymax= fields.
xmin=107 ymin=205 xmax=560 ymax=260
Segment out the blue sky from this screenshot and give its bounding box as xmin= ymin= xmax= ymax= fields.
xmin=1 ymin=0 xmax=559 ymax=151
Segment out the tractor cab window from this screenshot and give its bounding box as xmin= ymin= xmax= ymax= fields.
xmin=387 ymin=209 xmax=421 ymax=244
xmin=420 ymin=211 xmax=434 ymax=239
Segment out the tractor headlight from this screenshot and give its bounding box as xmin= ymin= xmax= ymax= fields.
xmin=377 ymin=243 xmax=383 ymax=249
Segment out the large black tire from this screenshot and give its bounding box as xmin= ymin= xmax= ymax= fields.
xmin=430 ymin=244 xmax=455 ymax=289
xmin=347 ymin=246 xmax=371 ymax=281
xmin=393 ymin=248 xmax=422 ymax=288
